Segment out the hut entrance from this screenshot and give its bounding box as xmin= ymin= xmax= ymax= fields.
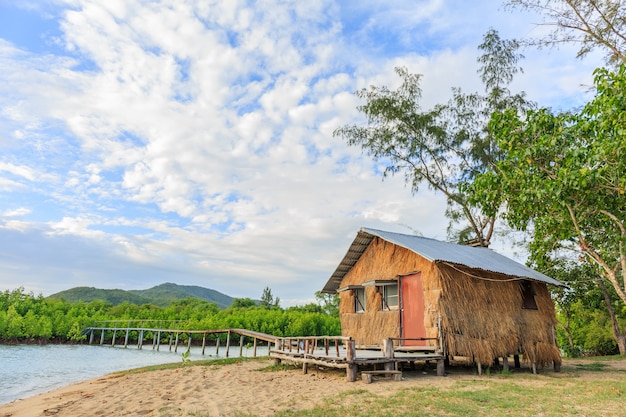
xmin=400 ymin=272 xmax=427 ymax=346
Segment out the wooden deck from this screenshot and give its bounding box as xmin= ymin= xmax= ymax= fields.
xmin=269 ymin=336 xmax=445 ymax=381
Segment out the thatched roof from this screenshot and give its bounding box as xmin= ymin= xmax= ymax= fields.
xmin=322 ymin=227 xmax=563 ymax=293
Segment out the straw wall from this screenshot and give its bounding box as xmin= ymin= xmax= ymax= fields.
xmin=339 ymin=237 xmax=440 ymax=346
xmin=437 ymin=263 xmax=561 ymax=367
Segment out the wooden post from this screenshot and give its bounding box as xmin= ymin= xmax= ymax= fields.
xmin=187 ymin=333 xmax=192 ymax=353
xmin=124 ymin=329 xmax=129 ymax=348
xmin=514 ymin=354 xmax=521 ymax=368
xmin=201 ymin=333 xmax=207 ymax=355
xmin=502 ymin=356 xmax=510 ymax=372
xmin=532 ymin=362 xmax=537 ymax=375
xmin=239 ymin=335 xmax=244 ymax=357
xmin=215 ymin=335 xmax=220 ymax=355
xmin=382 ymin=338 xmax=394 ymax=371
xmin=273 ymin=339 xmax=282 ymax=365
xmin=138 ymin=330 xmax=144 ymax=350
xmin=174 ymin=332 xmax=179 ymax=353
xmin=100 ymin=329 xmax=105 ymax=345
xmin=253 ymin=338 xmax=257 ymax=357
xmin=554 ymin=361 xmax=561 ymax=372
xmin=111 ymin=330 xmax=117 ymax=346
xmin=346 ymin=339 xmax=357 ymax=382
xmin=156 ymin=331 xmax=161 ymax=351
xmin=324 ymin=338 xmax=329 ymax=356
xmin=437 ymin=358 xmax=445 ymax=376
xmin=89 ymin=329 xmax=94 ymax=345
xmin=226 ymin=331 xmax=231 ymax=358
xmin=477 ymin=362 xmax=482 ymax=376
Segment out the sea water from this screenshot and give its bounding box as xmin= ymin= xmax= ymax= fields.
xmin=0 ymin=343 xmax=268 ymax=405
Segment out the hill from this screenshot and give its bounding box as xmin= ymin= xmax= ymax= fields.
xmin=48 ymin=282 xmax=234 ymax=308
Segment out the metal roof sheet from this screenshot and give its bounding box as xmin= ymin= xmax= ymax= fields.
xmin=322 ymin=227 xmax=563 ymax=293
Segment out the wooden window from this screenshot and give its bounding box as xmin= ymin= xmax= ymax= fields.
xmin=354 ymin=287 xmax=366 ymax=313
xmin=382 ymin=283 xmax=398 ymax=310
xmin=521 ymin=281 xmax=538 ymax=310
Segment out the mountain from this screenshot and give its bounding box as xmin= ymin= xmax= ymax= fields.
xmin=48 ymin=282 xmax=234 ymax=309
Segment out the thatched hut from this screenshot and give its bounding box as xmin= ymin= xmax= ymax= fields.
xmin=321 ymin=228 xmax=563 ymax=370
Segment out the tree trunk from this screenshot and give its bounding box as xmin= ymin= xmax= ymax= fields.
xmin=597 ymin=277 xmax=626 ymax=355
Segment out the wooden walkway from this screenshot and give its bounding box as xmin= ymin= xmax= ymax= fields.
xmin=84 ymin=322 xmax=445 ymax=382
xmin=83 ymin=322 xmax=277 ymax=358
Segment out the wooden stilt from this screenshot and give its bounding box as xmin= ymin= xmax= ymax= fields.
xmin=437 ymin=358 xmax=445 ymax=376
xmin=100 ymin=329 xmax=105 ymax=345
xmin=138 ymin=330 xmax=144 ymax=350
xmin=514 ymin=354 xmax=521 ymax=368
xmin=187 ymin=333 xmax=192 ymax=353
xmin=503 ymin=356 xmax=510 ymax=372
xmin=226 ymin=331 xmax=231 ymax=358
xmin=174 ymin=333 xmax=179 ymax=353
xmin=215 ymin=336 xmax=220 ymax=355
xmin=346 ymin=339 xmax=357 ymax=382
xmin=168 ymin=333 xmax=173 ymax=351
xmin=201 ymin=333 xmax=206 ymax=355
xmin=253 ymin=338 xmax=257 ymax=357
xmin=239 ymin=336 xmax=244 ymax=357
xmin=111 ymin=330 xmax=116 ymax=347
xmin=554 ymin=361 xmax=561 ymax=372
xmin=532 ymin=362 xmax=537 ymax=375
xmin=382 ymin=338 xmax=394 ymax=371
xmin=89 ymin=330 xmax=94 ymax=345
xmin=156 ymin=331 xmax=161 ymax=351
xmin=477 ymin=362 xmax=482 ymax=376
xmin=124 ymin=329 xmax=129 ymax=348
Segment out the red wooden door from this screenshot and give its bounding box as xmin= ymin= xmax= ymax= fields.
xmin=400 ymin=272 xmax=427 ymax=346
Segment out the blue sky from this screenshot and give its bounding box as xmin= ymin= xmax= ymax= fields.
xmin=0 ymin=0 xmax=603 ymax=305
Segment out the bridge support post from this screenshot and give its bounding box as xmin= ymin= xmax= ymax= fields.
xmin=346 ymin=339 xmax=357 ymax=382
xmin=202 ymin=333 xmax=206 ymax=355
xmin=100 ymin=329 xmax=105 ymax=346
xmin=226 ymin=331 xmax=231 ymax=358
xmin=239 ymin=336 xmax=244 ymax=357
xmin=174 ymin=333 xmax=179 ymax=353
xmin=124 ymin=329 xmax=129 ymax=348
xmin=111 ymin=330 xmax=117 ymax=347
xmin=89 ymin=330 xmax=94 ymax=345
xmin=138 ymin=330 xmax=144 ymax=349
xmin=187 ymin=333 xmax=192 ymax=353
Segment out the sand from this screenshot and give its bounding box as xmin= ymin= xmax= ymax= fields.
xmin=0 ymin=358 xmax=417 ymax=417
xmin=1 ymin=357 xmax=625 ymax=417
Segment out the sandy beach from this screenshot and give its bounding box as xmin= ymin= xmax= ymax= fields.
xmin=0 ymin=358 xmax=417 ymax=417
xmin=1 ymin=357 xmax=625 ymax=417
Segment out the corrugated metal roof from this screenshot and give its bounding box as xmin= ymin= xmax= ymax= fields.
xmin=321 ymin=227 xmax=563 ymax=293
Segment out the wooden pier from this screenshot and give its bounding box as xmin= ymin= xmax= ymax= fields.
xmin=84 ymin=321 xmax=277 ymax=358
xmin=84 ymin=322 xmax=445 ymax=382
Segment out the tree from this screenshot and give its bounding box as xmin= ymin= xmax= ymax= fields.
xmin=335 ymin=30 xmax=530 ymax=244
xmin=472 ymin=64 xmax=626 ymax=353
xmin=260 ymin=287 xmax=280 ymax=309
xmin=315 ymin=290 xmax=339 ymax=316
xmin=505 ymin=0 xmax=626 ymax=65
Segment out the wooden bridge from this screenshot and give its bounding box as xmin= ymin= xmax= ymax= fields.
xmin=84 ymin=321 xmax=277 ymax=358
xmin=84 ymin=321 xmax=445 ymax=382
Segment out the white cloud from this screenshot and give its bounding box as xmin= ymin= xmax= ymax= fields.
xmin=0 ymin=0 xmax=605 ymax=304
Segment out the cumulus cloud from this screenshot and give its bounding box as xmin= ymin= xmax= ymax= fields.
xmin=0 ymin=0 xmax=604 ymax=304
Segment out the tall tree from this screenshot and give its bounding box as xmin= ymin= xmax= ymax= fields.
xmin=471 ymin=65 xmax=626 ymax=353
xmin=335 ymin=30 xmax=530 ymax=244
xmin=505 ymin=0 xmax=626 ymax=65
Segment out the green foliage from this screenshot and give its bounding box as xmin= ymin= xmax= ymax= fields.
xmin=260 ymin=287 xmax=280 ymax=309
xmin=0 ymin=287 xmax=341 ymax=342
xmin=335 ymin=30 xmax=530 ymax=244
